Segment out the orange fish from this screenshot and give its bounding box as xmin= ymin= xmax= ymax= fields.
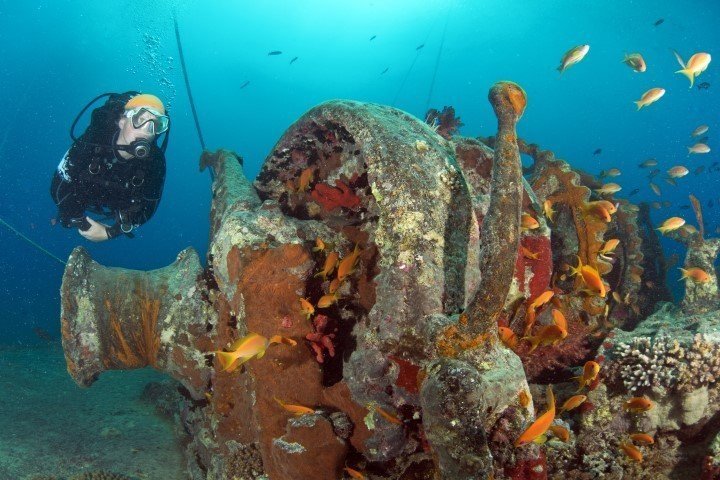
xmin=312 ymin=237 xmax=327 ymax=252
xmin=667 ymin=166 xmax=689 ymax=178
xmin=599 ymin=239 xmax=620 ymax=256
xmin=521 ymin=213 xmax=540 ymax=231
xmin=691 ymin=125 xmax=709 ymax=137
xmin=297 ymin=167 xmax=315 ymax=192
xmin=592 ymin=200 xmax=618 ymax=214
xmin=530 ymin=290 xmax=555 ymax=310
xmin=629 ymin=433 xmax=654 ymax=445
xmin=634 ymin=87 xmax=665 ymax=110
xmin=317 ymin=291 xmax=340 ymax=308
xmin=314 ymin=251 xmax=339 ymax=280
xmin=543 ymin=200 xmax=556 ymax=223
xmin=574 ymin=361 xmax=601 ymax=391
xmin=521 ymin=245 xmax=540 ymax=260
xmin=524 ymin=291 xmax=555 ymax=335
xmin=559 ymin=395 xmax=587 ymax=413
xmin=679 ymin=267 xmax=711 ymax=283
xmin=515 ymin=385 xmax=555 ymax=446
xmin=498 ymin=326 xmax=518 ymax=350
xmin=548 ymin=424 xmax=570 ymax=442
xmin=557 ymin=44 xmax=590 ymax=74
xmin=594 ymin=183 xmax=622 ymax=195
xmin=299 ymin=297 xmax=315 ymax=320
xmin=650 ymin=182 xmax=661 ymax=196
xmin=675 ymin=52 xmax=711 ymax=88
xmin=519 ymin=389 xmax=531 ymax=408
xmin=656 ymin=216 xmax=685 ymax=234
xmin=688 ymin=143 xmax=711 ymax=155
xmin=570 ymin=256 xmax=606 ymax=297
xmin=344 ymin=467 xmax=366 ymax=479
xmin=624 ymin=396 xmax=653 ymax=413
xmin=328 ymin=277 xmax=342 ymax=294
xmin=620 ymin=442 xmax=643 ymax=462
xmin=337 ymin=244 xmax=362 ymax=282
xmin=622 ymin=53 xmax=647 ymax=73
xmin=274 ymin=397 xmax=315 ymax=416
xmin=551 ymin=309 xmax=567 ymax=332
xmin=215 ymin=333 xmax=297 ymax=373
xmin=369 ymin=403 xmax=403 ymax=425
xmin=584 ymin=200 xmax=616 ymax=222
xmin=581 ymin=265 xmax=606 ymax=297
xmin=522 ymin=324 xmax=567 ymax=353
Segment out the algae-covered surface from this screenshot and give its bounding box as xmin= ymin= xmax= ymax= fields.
xmin=0 ymin=342 xmax=186 ymax=480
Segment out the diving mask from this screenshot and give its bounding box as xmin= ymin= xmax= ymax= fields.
xmin=125 ymin=107 xmax=170 ymax=135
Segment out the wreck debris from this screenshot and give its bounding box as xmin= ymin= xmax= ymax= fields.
xmin=57 ymin=83 xmax=720 ymax=479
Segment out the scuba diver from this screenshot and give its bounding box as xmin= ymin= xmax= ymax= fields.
xmin=50 ymin=92 xmax=170 ymax=241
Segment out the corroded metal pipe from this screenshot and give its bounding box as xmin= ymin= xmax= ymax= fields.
xmin=421 ymin=82 xmax=536 ymax=480
xmin=60 ymin=247 xmax=214 ymax=398
xmin=464 ymin=81 xmax=527 ymax=336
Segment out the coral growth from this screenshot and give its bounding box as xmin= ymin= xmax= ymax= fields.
xmin=310 ymin=179 xmax=361 ymax=212
xmin=425 ymin=106 xmax=464 ymax=139
xmin=605 ymin=333 xmax=720 ymax=394
xmin=305 ymin=314 xmax=337 ymax=363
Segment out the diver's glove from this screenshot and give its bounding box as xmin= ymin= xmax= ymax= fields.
xmin=79 ymin=217 xmax=110 ymax=242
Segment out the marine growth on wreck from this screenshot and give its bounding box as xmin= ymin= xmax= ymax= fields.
xmin=55 ymin=73 xmax=720 ymax=480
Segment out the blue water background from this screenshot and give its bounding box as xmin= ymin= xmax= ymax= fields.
xmin=0 ymin=0 xmax=718 ymax=344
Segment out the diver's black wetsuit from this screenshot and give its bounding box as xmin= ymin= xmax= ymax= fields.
xmin=50 ymin=92 xmax=166 ymax=239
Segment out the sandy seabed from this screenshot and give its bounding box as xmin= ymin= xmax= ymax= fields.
xmin=0 ymin=342 xmax=187 ymax=480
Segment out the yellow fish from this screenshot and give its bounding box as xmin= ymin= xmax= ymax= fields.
xmin=215 ymin=333 xmax=296 ymax=373
xmin=649 ymin=182 xmax=661 ymax=196
xmin=557 ymin=44 xmax=590 ymax=73
xmin=675 ymin=52 xmax=711 ymax=88
xmin=634 ymin=88 xmax=665 ymax=110
xmin=656 ymin=216 xmax=685 ymax=234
